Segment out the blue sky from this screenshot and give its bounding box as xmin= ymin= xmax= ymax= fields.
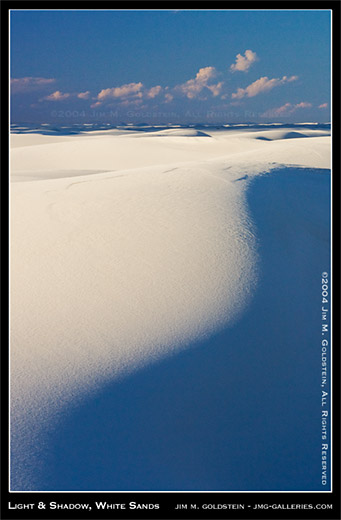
xmin=10 ymin=9 xmax=331 ymax=124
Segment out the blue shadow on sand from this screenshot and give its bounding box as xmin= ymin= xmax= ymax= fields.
xmin=32 ymin=167 xmax=331 ymax=492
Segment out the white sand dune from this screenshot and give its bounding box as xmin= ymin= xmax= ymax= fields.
xmin=10 ymin=126 xmax=330 ymax=489
xmin=11 ymin=126 xmax=329 ymax=175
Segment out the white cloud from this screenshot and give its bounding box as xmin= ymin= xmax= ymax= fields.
xmin=207 ymin=81 xmax=224 ymax=97
xmin=261 ymin=101 xmax=312 ymax=118
xmin=275 ymin=103 xmax=293 ymax=115
xmin=77 ymin=91 xmax=90 ymax=100
xmin=319 ymin=103 xmax=328 ymax=109
xmin=92 ymin=67 xmax=224 ymax=105
xmin=41 ymin=90 xmax=92 ymax=102
xmin=230 ymin=50 xmax=258 ymax=72
xmin=176 ymin=66 xmax=223 ymax=99
xmin=232 ymin=75 xmax=298 ymax=99
xmin=182 ymin=68 xmax=214 ymax=96
xmin=195 ymin=66 xmax=217 ymax=83
xmin=164 ymin=93 xmax=174 ymax=103
xmin=93 ymin=82 xmax=168 ymax=107
xmin=11 ymin=77 xmax=55 ymax=93
xmin=43 ymin=91 xmax=70 ymax=101
xmin=146 ymin=85 xmax=162 ymax=98
xmin=261 ymin=103 xmax=292 ymax=117
xmin=286 ymin=75 xmax=299 ymax=82
xmin=294 ymin=102 xmax=312 ymax=109
xmin=97 ymin=82 xmax=143 ymax=101
xmin=119 ymin=98 xmax=144 ymax=107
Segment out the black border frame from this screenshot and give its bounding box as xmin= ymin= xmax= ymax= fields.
xmin=2 ymin=3 xmax=340 ymax=519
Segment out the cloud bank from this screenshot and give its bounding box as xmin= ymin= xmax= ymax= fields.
xmin=14 ymin=54 xmax=309 ymax=119
xmin=90 ymin=66 xmax=224 ymax=108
